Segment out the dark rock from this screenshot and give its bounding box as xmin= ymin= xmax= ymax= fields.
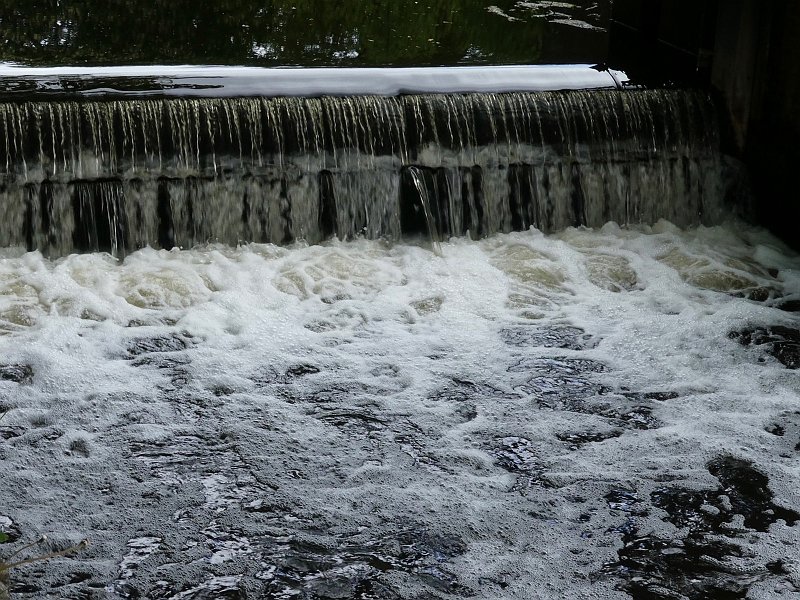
xmin=746 ymin=287 xmax=773 ymax=302
xmin=261 ymin=528 xmax=467 ymax=598
xmin=508 ymin=356 xmax=607 ymax=374
xmin=519 ymin=375 xmax=606 ymax=407
xmin=776 ymin=299 xmax=800 ymax=313
xmin=601 ymin=456 xmax=800 ymax=599
xmin=126 ymin=334 xmax=190 ymax=357
xmin=0 ymin=425 xmax=25 ymax=440
xmin=500 ymin=325 xmax=596 ymax=350
xmin=285 ymin=364 xmax=321 ymax=378
xmin=605 ymin=489 xmax=649 ymax=516
xmin=491 ymin=437 xmax=539 ymax=474
xmin=603 ymin=533 xmax=751 ymax=600
xmin=733 ymin=287 xmax=776 ymax=302
xmin=622 ymin=391 xmax=680 ymax=402
xmin=430 ymin=378 xmax=507 ymax=403
xmin=0 ymin=364 xmax=33 ymax=384
xmin=557 ymin=430 xmax=623 ymax=448
xmin=730 ymin=326 xmax=800 ymax=369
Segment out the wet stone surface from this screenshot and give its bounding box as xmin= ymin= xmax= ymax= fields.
xmin=601 ymin=457 xmax=800 ymax=599
xmin=730 ymin=326 xmax=800 ymax=369
xmin=121 ymin=335 xmax=197 ymax=395
xmin=107 ymin=525 xmax=468 ymax=600
xmin=500 ymin=325 xmax=597 ymax=350
xmin=145 ymin=575 xmax=246 ymax=599
xmin=620 ymin=391 xmax=681 ymax=402
xmin=775 ymin=298 xmax=800 ymax=313
xmin=0 ymin=424 xmax=25 ymax=439
xmin=513 ymin=359 xmax=661 ymax=431
xmin=556 ymin=430 xmax=623 ymax=449
xmin=0 ymin=364 xmax=33 ymax=384
xmin=766 ymin=411 xmax=800 ymax=456
xmin=429 ymin=378 xmax=510 ymax=404
xmin=255 ymin=529 xmax=468 ymax=599
xmin=490 ymin=436 xmax=556 ymax=490
xmin=126 ymin=334 xmax=193 ymax=358
xmin=511 ymin=351 xmax=610 ymax=410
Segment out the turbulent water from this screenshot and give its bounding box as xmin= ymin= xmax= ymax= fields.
xmin=0 ymin=220 xmax=798 ymax=599
xmin=0 ymin=90 xmax=734 ymax=256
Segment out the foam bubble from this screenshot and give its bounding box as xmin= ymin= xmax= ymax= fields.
xmin=0 ymin=221 xmax=798 ymax=598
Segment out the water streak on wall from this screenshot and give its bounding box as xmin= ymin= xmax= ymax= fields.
xmin=0 ymin=90 xmax=728 ymax=256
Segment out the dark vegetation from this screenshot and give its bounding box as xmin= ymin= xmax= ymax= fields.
xmin=0 ymin=0 xmax=608 ymax=67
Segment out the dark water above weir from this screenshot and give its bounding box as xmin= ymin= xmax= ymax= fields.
xmin=0 ymin=0 xmax=609 ymax=67
xmin=0 ymin=89 xmax=730 ymax=256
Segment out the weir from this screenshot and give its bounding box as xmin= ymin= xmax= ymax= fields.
xmin=0 ymin=67 xmax=731 ymax=256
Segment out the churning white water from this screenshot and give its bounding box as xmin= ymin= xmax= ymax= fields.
xmin=0 ymin=220 xmax=798 ymax=599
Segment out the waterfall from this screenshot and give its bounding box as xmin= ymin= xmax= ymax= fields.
xmin=0 ymin=89 xmax=729 ymax=256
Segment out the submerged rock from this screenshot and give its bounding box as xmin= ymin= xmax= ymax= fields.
xmin=490 ymin=436 xmax=555 ymax=489
xmin=514 ymin=355 xmax=609 ymax=409
xmin=0 ymin=364 xmax=33 ymax=384
xmin=259 ymin=529 xmax=467 ymax=599
xmin=730 ymin=326 xmax=800 ymax=369
xmin=557 ymin=430 xmax=623 ymax=449
xmin=158 ymin=576 xmax=245 ymax=599
xmin=491 ymin=437 xmax=539 ymax=474
xmin=585 ymin=253 xmax=639 ymax=292
xmin=500 ymin=325 xmax=597 ymax=350
xmin=776 ymin=298 xmax=800 ymax=313
xmin=602 ymin=456 xmax=800 ymax=599
xmin=126 ymin=334 xmax=191 ymax=357
xmin=621 ymin=391 xmax=680 ymax=402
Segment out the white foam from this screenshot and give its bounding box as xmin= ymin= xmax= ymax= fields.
xmin=0 ymin=220 xmax=798 ymax=597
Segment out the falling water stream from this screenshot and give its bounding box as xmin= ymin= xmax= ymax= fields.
xmin=0 ymin=77 xmax=797 ymax=600
xmin=0 ymin=90 xmax=732 ymax=255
